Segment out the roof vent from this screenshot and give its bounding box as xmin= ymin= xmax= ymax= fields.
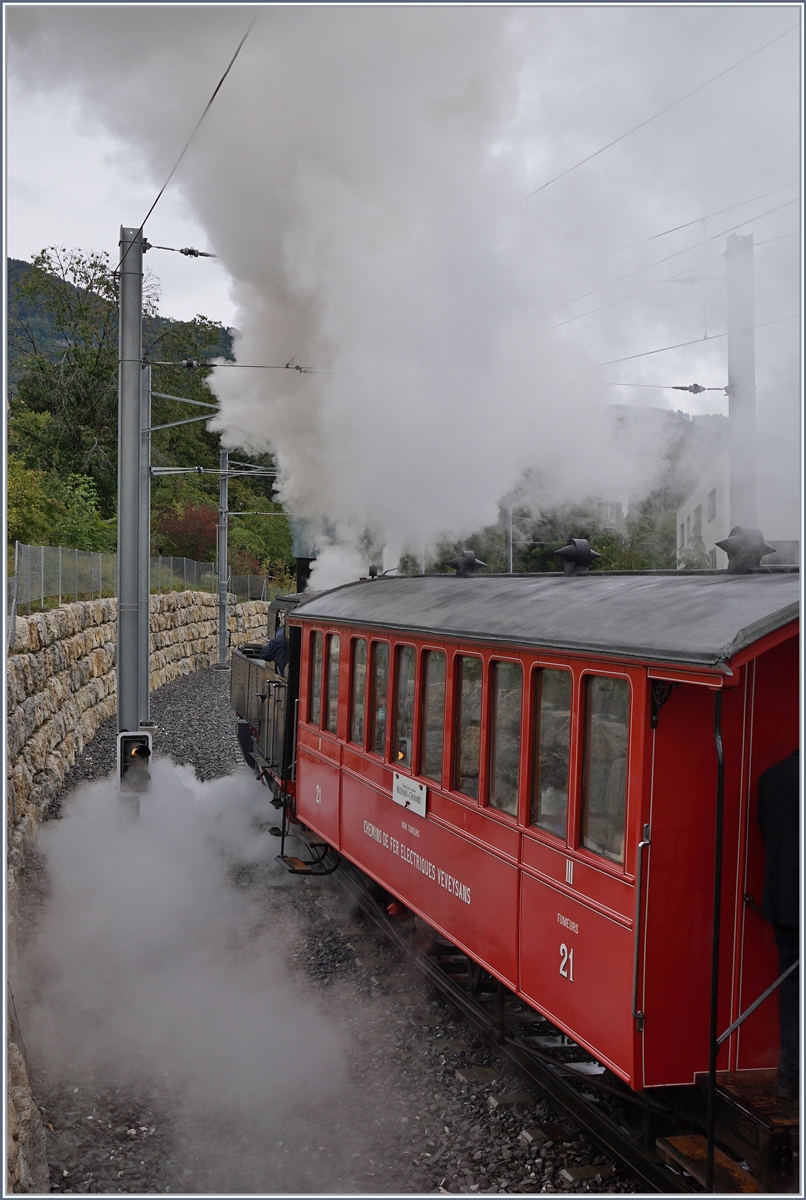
xmin=447 ymin=550 xmax=486 ymax=577
xmin=555 ymin=538 xmax=601 ymax=576
xmin=715 ymin=526 xmax=775 ymax=574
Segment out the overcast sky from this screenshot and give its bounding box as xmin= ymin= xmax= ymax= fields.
xmin=6 ymin=4 xmax=801 ymax=570
xmin=7 ymin=70 xmax=238 ymax=324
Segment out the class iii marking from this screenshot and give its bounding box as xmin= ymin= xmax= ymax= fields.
xmin=565 ymin=859 xmax=574 ymax=886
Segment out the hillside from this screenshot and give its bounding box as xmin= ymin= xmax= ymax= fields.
xmin=7 ymin=256 xmax=234 ymax=390
xmin=7 ymin=253 xmax=293 ymax=579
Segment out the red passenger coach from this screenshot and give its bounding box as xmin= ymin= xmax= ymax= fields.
xmin=236 ymin=570 xmax=799 ymax=1093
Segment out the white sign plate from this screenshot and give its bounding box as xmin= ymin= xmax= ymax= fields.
xmin=392 ymin=772 xmax=427 ymax=817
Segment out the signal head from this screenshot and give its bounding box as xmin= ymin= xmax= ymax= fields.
xmin=117 ymin=732 xmax=153 ymax=795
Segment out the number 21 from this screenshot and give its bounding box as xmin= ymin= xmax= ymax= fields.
xmin=559 ymin=943 xmax=574 ymax=982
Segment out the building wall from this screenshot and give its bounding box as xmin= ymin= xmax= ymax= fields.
xmin=676 ymin=452 xmax=731 ymax=567
xmin=677 ymin=438 xmax=800 ymax=568
xmin=594 ymin=499 xmax=627 ymax=533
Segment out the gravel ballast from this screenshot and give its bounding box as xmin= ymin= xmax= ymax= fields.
xmin=16 ymin=666 xmax=641 ymax=1193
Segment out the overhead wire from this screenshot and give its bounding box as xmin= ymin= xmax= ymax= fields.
xmin=507 ymin=37 xmax=799 ymax=384
xmin=565 ymin=313 xmax=800 ymax=374
xmin=545 ymin=250 xmax=729 ymax=331
xmin=546 ymin=258 xmax=724 ymax=332
xmin=514 ymin=23 xmax=798 ymax=207
xmin=754 ymin=314 xmax=800 ymax=329
xmin=120 ymin=18 xmax=794 ymax=396
xmin=536 ymin=198 xmax=798 ymax=323
xmin=590 ymin=335 xmax=726 ymax=371
xmin=754 ymin=231 xmax=800 ymax=248
xmin=508 ymin=27 xmax=801 ymax=394
xmin=529 ymin=182 xmax=798 ymax=288
xmin=116 ymin=16 xmax=256 ymax=273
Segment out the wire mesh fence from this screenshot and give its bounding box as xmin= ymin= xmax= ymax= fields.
xmin=8 ymin=544 xmax=119 ymax=616
xmin=229 ymin=575 xmax=271 ymax=603
xmin=150 ymin=556 xmax=217 ymax=597
xmin=7 ymin=545 xmax=277 ymax=648
xmin=7 ymin=544 xmax=272 ymax=614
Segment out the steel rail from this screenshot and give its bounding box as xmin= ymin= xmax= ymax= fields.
xmin=332 ymin=861 xmax=684 ymax=1194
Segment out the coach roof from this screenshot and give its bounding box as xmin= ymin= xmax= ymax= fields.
xmin=292 ymin=572 xmax=799 ymax=670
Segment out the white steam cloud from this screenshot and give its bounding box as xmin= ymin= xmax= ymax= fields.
xmin=8 ymin=7 xmax=800 ymax=581
xmin=18 ymin=761 xmax=344 ymax=1115
xmin=15 ymin=760 xmax=438 ymax=1189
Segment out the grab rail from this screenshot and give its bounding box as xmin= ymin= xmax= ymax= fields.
xmin=717 ymin=958 xmax=799 ymax=1046
xmin=631 ymin=823 xmax=651 ymax=1030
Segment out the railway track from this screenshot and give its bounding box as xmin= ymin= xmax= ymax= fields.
xmin=272 ymin=786 xmax=797 ymax=1194
xmin=326 ymin=859 xmax=801 ymax=1195
xmin=329 ymin=860 xmax=682 ymax=1193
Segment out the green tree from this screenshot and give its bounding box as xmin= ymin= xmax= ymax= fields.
xmin=228 ymin=504 xmax=294 ymax=576
xmin=7 ymin=457 xmax=51 ymax=545
xmin=9 ymin=248 xmax=126 ymax=516
xmin=45 ymin=474 xmax=117 ymax=551
xmin=621 ymin=495 xmax=679 ymax=569
xmin=8 ymin=247 xmax=231 ymax=522
xmin=8 ymin=246 xmax=292 ymax=566
xmin=678 ymin=512 xmax=709 ymax=569
xmin=420 ymin=493 xmax=682 ymax=577
xmin=7 ymin=455 xmax=116 ymax=550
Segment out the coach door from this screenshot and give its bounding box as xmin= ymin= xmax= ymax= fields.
xmin=520 ymin=666 xmax=639 ymax=1086
xmin=296 ymin=628 xmax=343 ymax=843
xmin=732 ymin=638 xmax=798 ymax=1072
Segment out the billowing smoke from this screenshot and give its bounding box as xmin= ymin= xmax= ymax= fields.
xmin=15 ymin=760 xmax=433 ymax=1188
xmin=8 ymin=7 xmax=799 ymax=580
xmin=18 ymin=762 xmax=344 ymax=1112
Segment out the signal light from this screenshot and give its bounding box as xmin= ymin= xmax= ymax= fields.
xmin=117 ymin=732 xmax=153 ymax=795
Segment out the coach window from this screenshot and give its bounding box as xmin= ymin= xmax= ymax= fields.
xmin=420 ymin=650 xmax=446 ymax=783
xmin=394 ymin=646 xmax=416 ymax=768
xmin=580 ymin=676 xmax=629 ymax=864
xmin=489 ymin=662 xmax=522 ymax=816
xmin=324 ymin=634 xmax=341 ymax=734
xmin=370 ymin=642 xmax=390 ymax=756
xmin=309 ymin=631 xmax=323 ymax=726
xmin=454 ymin=655 xmax=483 ymax=800
xmin=531 ymin=669 xmax=571 ymax=839
xmin=349 ymin=638 xmax=368 ymax=745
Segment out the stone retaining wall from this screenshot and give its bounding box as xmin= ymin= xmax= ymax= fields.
xmin=7 ymin=1042 xmax=48 ymax=1194
xmin=6 ymin=591 xmax=269 ymax=1192
xmin=7 ymin=591 xmax=268 ymax=860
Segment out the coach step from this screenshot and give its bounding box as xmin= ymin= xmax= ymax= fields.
xmin=656 ymin=1135 xmax=759 ymax=1193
